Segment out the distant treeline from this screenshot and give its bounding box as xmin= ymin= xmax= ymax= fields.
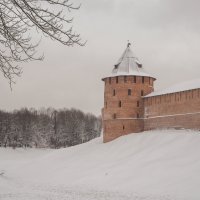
xmin=0 ymin=108 xmax=102 ymax=148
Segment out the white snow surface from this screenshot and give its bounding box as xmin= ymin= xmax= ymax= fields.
xmin=145 ymin=78 xmax=200 ymax=97
xmin=1 ymin=130 xmax=200 ymax=200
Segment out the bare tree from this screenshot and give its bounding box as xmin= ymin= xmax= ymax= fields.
xmin=0 ymin=0 xmax=84 ymax=86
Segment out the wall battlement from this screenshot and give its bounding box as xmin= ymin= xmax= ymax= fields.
xmin=144 ymin=88 xmax=200 ymax=131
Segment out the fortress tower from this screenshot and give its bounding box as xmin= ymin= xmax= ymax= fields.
xmin=102 ymin=43 xmax=156 ymax=143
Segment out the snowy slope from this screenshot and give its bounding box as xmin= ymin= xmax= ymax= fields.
xmin=1 ymin=130 xmax=200 ymax=200
xmin=0 ymin=148 xmax=53 ymax=171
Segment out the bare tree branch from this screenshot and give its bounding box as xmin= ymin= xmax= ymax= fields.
xmin=0 ymin=0 xmax=84 ymax=87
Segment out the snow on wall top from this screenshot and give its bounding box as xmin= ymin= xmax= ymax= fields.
xmin=102 ymin=43 xmax=155 ymax=79
xmin=145 ymin=78 xmax=200 ymax=98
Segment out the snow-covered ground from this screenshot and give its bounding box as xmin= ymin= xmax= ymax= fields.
xmin=1 ymin=129 xmax=200 ymax=200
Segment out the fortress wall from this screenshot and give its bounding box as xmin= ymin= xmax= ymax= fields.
xmin=144 ymin=89 xmax=200 ymax=130
xmin=144 ymin=113 xmax=200 ymax=130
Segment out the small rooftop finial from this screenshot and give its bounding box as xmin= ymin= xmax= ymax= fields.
xmin=127 ymin=40 xmax=131 ymax=47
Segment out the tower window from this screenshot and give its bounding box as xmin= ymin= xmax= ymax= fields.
xmin=141 ymin=90 xmax=144 ymax=96
xmin=142 ymin=77 xmax=145 ymax=84
xmin=113 ymin=89 xmax=116 ymax=96
xmin=128 ymin=89 xmax=131 ymax=96
xmin=137 ymin=101 xmax=139 ymax=107
xmin=113 ymin=113 xmax=116 ymax=119
xmin=116 ymin=77 xmax=118 ymax=84
xmin=119 ymin=101 xmax=122 ymax=107
xmin=109 ymin=77 xmax=111 ymax=84
xmin=123 ymin=125 xmax=125 ymax=130
xmin=124 ymin=76 xmax=127 ymax=83
xmin=133 ymin=76 xmax=136 ymax=83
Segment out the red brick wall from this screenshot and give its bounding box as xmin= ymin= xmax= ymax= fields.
xmin=144 ymin=113 xmax=200 ymax=130
xmin=144 ymin=89 xmax=200 ymax=130
xmin=103 ymin=119 xmax=144 ymax=142
xmin=102 ymin=75 xmax=155 ymax=143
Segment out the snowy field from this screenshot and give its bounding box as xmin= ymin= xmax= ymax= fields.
xmin=1 ymin=129 xmax=200 ymax=200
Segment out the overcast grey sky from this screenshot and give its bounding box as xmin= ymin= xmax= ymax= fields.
xmin=0 ymin=0 xmax=200 ymax=115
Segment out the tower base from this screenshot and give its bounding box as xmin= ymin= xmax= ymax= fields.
xmin=103 ymin=119 xmax=144 ymax=143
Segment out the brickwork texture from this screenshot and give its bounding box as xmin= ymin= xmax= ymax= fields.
xmin=102 ymin=75 xmax=200 ymax=143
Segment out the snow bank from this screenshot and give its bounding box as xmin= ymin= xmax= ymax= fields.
xmin=145 ymin=78 xmax=200 ymax=97
xmin=1 ymin=130 xmax=200 ymax=200
xmin=0 ymin=148 xmax=53 ymax=171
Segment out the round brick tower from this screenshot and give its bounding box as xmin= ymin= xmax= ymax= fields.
xmin=102 ymin=43 xmax=156 ymax=142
